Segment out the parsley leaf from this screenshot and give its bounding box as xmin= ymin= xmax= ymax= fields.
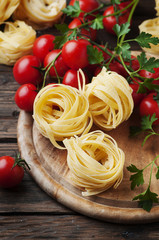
xmin=55 ymin=23 xmax=70 ymax=34
xmin=87 ymin=45 xmax=104 ymax=64
xmin=135 ymin=32 xmax=159 ymax=48
xmin=120 ymin=43 xmax=131 ymax=60
xmin=113 ymin=23 xmax=130 ymax=38
xmin=90 ymin=15 xmax=104 ymax=30
xmin=62 ymin=1 xmax=82 ymax=17
xmin=141 ymin=114 xmax=157 ymax=131
xmin=127 ymin=164 xmax=144 ymax=190
xmin=133 ymin=187 xmax=158 ymax=212
xmin=137 ymin=52 xmax=159 ymax=73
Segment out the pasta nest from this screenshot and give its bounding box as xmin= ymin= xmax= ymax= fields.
xmin=63 ymin=130 xmax=125 ymax=196
xmin=155 ymin=0 xmax=159 ymax=16
xmin=33 ymin=84 xmax=93 ymax=149
xmin=0 ymin=0 xmax=20 ymax=23
xmin=139 ymin=17 xmax=159 ymax=55
xmin=0 ymin=20 xmax=36 ymax=65
xmin=13 ymin=0 xmax=66 ymax=30
xmin=85 ymin=67 xmax=134 ymax=131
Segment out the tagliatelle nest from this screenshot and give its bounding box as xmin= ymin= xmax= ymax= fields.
xmin=0 ymin=0 xmax=20 ymax=23
xmin=139 ymin=17 xmax=159 ymax=55
xmin=0 ymin=20 xmax=36 ymax=65
xmin=13 ymin=0 xmax=66 ymax=30
xmin=63 ymin=130 xmax=125 ymax=196
xmin=85 ymin=67 xmax=134 ymax=131
xmin=33 ymin=83 xmax=93 ymax=149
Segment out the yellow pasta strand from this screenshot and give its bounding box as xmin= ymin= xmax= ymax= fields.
xmin=13 ymin=0 xmax=66 ymax=30
xmin=63 ymin=130 xmax=125 ymax=196
xmin=0 ymin=0 xmax=20 ymax=23
xmin=0 ymin=20 xmax=36 ymax=65
xmin=139 ymin=17 xmax=159 ymax=55
xmin=85 ymin=67 xmax=134 ymax=131
xmin=33 ymin=84 xmax=93 ymax=149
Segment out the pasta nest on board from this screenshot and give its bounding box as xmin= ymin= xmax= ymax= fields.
xmin=0 ymin=0 xmax=20 ymax=23
xmin=13 ymin=0 xmax=66 ymax=30
xmin=0 ymin=20 xmax=36 ymax=65
xmin=85 ymin=67 xmax=134 ymax=131
xmin=63 ymin=130 xmax=125 ymax=197
xmin=33 ymin=84 xmax=93 ymax=149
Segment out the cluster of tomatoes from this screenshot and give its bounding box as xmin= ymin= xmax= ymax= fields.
xmin=13 ymin=0 xmax=134 ymax=112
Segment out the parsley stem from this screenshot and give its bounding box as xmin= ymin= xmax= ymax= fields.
xmin=42 ymin=50 xmax=62 ymax=88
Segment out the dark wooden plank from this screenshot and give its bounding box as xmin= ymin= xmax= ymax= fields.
xmin=0 ymin=215 xmax=159 ymax=240
xmin=0 ymin=119 xmax=18 ymax=139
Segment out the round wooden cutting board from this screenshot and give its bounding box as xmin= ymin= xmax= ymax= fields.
xmin=16 ymin=50 xmax=159 ymax=224
xmin=17 ymin=109 xmax=159 ymax=224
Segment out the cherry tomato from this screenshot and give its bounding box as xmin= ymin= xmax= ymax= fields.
xmin=129 ymin=80 xmax=146 ymax=107
xmin=139 ymin=68 xmax=159 ymax=85
xmin=69 ymin=0 xmax=99 ymax=20
xmin=62 ymin=39 xmax=91 ymax=70
xmin=140 ymin=92 xmax=159 ymax=125
xmin=44 ymin=49 xmax=69 ymax=77
xmin=62 ymin=69 xmax=89 ymax=89
xmin=68 ymin=18 xmax=97 ymax=41
xmin=33 ymin=34 xmax=55 ymax=64
xmin=15 ymin=83 xmax=37 ymax=112
xmin=103 ymin=5 xmax=129 ymax=35
xmin=13 ymin=55 xmax=42 ymax=86
xmin=0 ymin=156 xmax=24 ymax=188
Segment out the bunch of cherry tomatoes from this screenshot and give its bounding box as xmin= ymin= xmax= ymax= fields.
xmin=13 ymin=0 xmax=159 ymax=123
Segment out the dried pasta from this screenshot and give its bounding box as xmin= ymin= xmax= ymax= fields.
xmin=13 ymin=0 xmax=66 ymax=30
xmin=0 ymin=0 xmax=20 ymax=23
xmin=33 ymin=84 xmax=93 ymax=149
xmin=155 ymin=0 xmax=159 ymax=16
xmin=0 ymin=20 xmax=36 ymax=65
xmin=63 ymin=130 xmax=125 ymax=196
xmin=139 ymin=17 xmax=159 ymax=55
xmin=85 ymin=67 xmax=134 ymax=131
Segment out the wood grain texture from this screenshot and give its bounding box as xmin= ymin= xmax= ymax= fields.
xmin=1 ymin=215 xmax=159 ymax=240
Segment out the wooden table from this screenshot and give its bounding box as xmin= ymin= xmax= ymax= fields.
xmin=1 ymin=0 xmax=159 ymax=239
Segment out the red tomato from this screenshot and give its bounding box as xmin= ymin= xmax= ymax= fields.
xmin=69 ymin=0 xmax=99 ymax=19
xmin=13 ymin=55 xmax=42 ymax=86
xmin=68 ymin=18 xmax=97 ymax=41
xmin=62 ymin=39 xmax=91 ymax=70
xmin=62 ymin=69 xmax=89 ymax=89
xmin=140 ymin=92 xmax=159 ymax=125
xmin=44 ymin=49 xmax=69 ymax=77
xmin=129 ymin=80 xmax=146 ymax=107
xmin=33 ymin=34 xmax=55 ymax=63
xmin=139 ymin=68 xmax=159 ymax=85
xmin=15 ymin=83 xmax=37 ymax=112
xmin=0 ymin=156 xmax=24 ymax=188
xmin=103 ymin=5 xmax=129 ymax=35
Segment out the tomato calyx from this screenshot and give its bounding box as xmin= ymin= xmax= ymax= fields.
xmin=12 ymin=153 xmax=30 ymax=171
